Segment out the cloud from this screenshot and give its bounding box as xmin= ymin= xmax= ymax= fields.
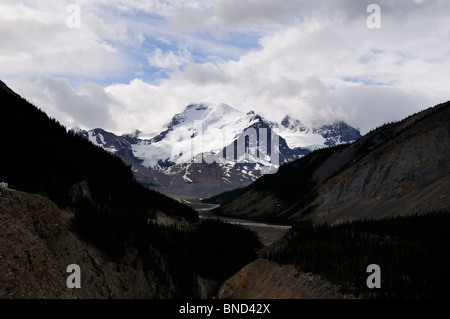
xmin=147 ymin=41 xmax=194 ymax=70
xmin=126 ymin=2 xmax=448 ymax=133
xmin=3 ymin=0 xmax=450 ymax=137
xmin=0 ymin=0 xmax=141 ymax=78
xmin=10 ymin=76 xmax=119 ymax=131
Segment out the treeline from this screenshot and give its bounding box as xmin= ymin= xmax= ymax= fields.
xmin=265 ymin=212 xmax=450 ymax=299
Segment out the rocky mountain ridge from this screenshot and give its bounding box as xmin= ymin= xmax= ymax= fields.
xmin=72 ymin=103 xmax=361 ymax=198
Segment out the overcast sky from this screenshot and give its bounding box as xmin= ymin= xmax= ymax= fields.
xmin=2 ymin=0 xmax=449 ymax=135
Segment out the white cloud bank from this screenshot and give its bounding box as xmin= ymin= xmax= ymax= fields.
xmin=3 ymin=0 xmax=450 ymax=135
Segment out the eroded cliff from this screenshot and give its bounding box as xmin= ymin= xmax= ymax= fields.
xmin=0 ymin=188 xmax=173 ymax=298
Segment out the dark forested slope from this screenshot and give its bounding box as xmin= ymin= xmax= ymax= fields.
xmin=0 ymin=80 xmax=196 ymax=222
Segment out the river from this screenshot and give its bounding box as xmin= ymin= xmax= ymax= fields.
xmin=184 ymin=200 xmax=291 ymax=246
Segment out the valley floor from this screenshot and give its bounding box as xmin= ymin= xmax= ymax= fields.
xmin=181 ymin=197 xmax=291 ymax=246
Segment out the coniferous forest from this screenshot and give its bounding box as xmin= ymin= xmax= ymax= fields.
xmin=266 ymin=211 xmax=450 ymax=299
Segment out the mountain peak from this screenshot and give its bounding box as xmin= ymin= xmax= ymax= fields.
xmin=281 ymin=115 xmax=306 ymax=132
xmin=71 ymin=126 xmax=83 ymax=133
xmin=164 ymin=103 xmax=210 ymax=129
xmin=185 ymin=103 xmax=209 ymax=111
xmin=313 ymin=121 xmax=361 ymax=146
xmin=123 ymin=129 xmax=142 ymax=138
xmin=164 ymin=102 xmax=243 ymax=131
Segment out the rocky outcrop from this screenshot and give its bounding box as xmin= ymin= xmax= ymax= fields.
xmin=218 ymin=258 xmax=353 ymax=299
xmin=0 ymin=188 xmax=166 ymax=298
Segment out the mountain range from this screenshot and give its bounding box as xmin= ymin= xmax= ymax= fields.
xmin=207 ymin=101 xmax=450 ymax=224
xmin=72 ymin=103 xmax=361 ymax=198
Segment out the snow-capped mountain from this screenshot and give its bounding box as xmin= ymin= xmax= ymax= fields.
xmin=278 ymin=115 xmax=362 ymax=149
xmin=130 ymin=103 xmax=266 ymax=170
xmin=71 ymin=103 xmax=361 ymax=197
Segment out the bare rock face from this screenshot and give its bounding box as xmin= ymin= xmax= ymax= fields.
xmin=218 ymin=258 xmax=354 ymax=299
xmin=0 ymin=188 xmax=162 ymax=298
